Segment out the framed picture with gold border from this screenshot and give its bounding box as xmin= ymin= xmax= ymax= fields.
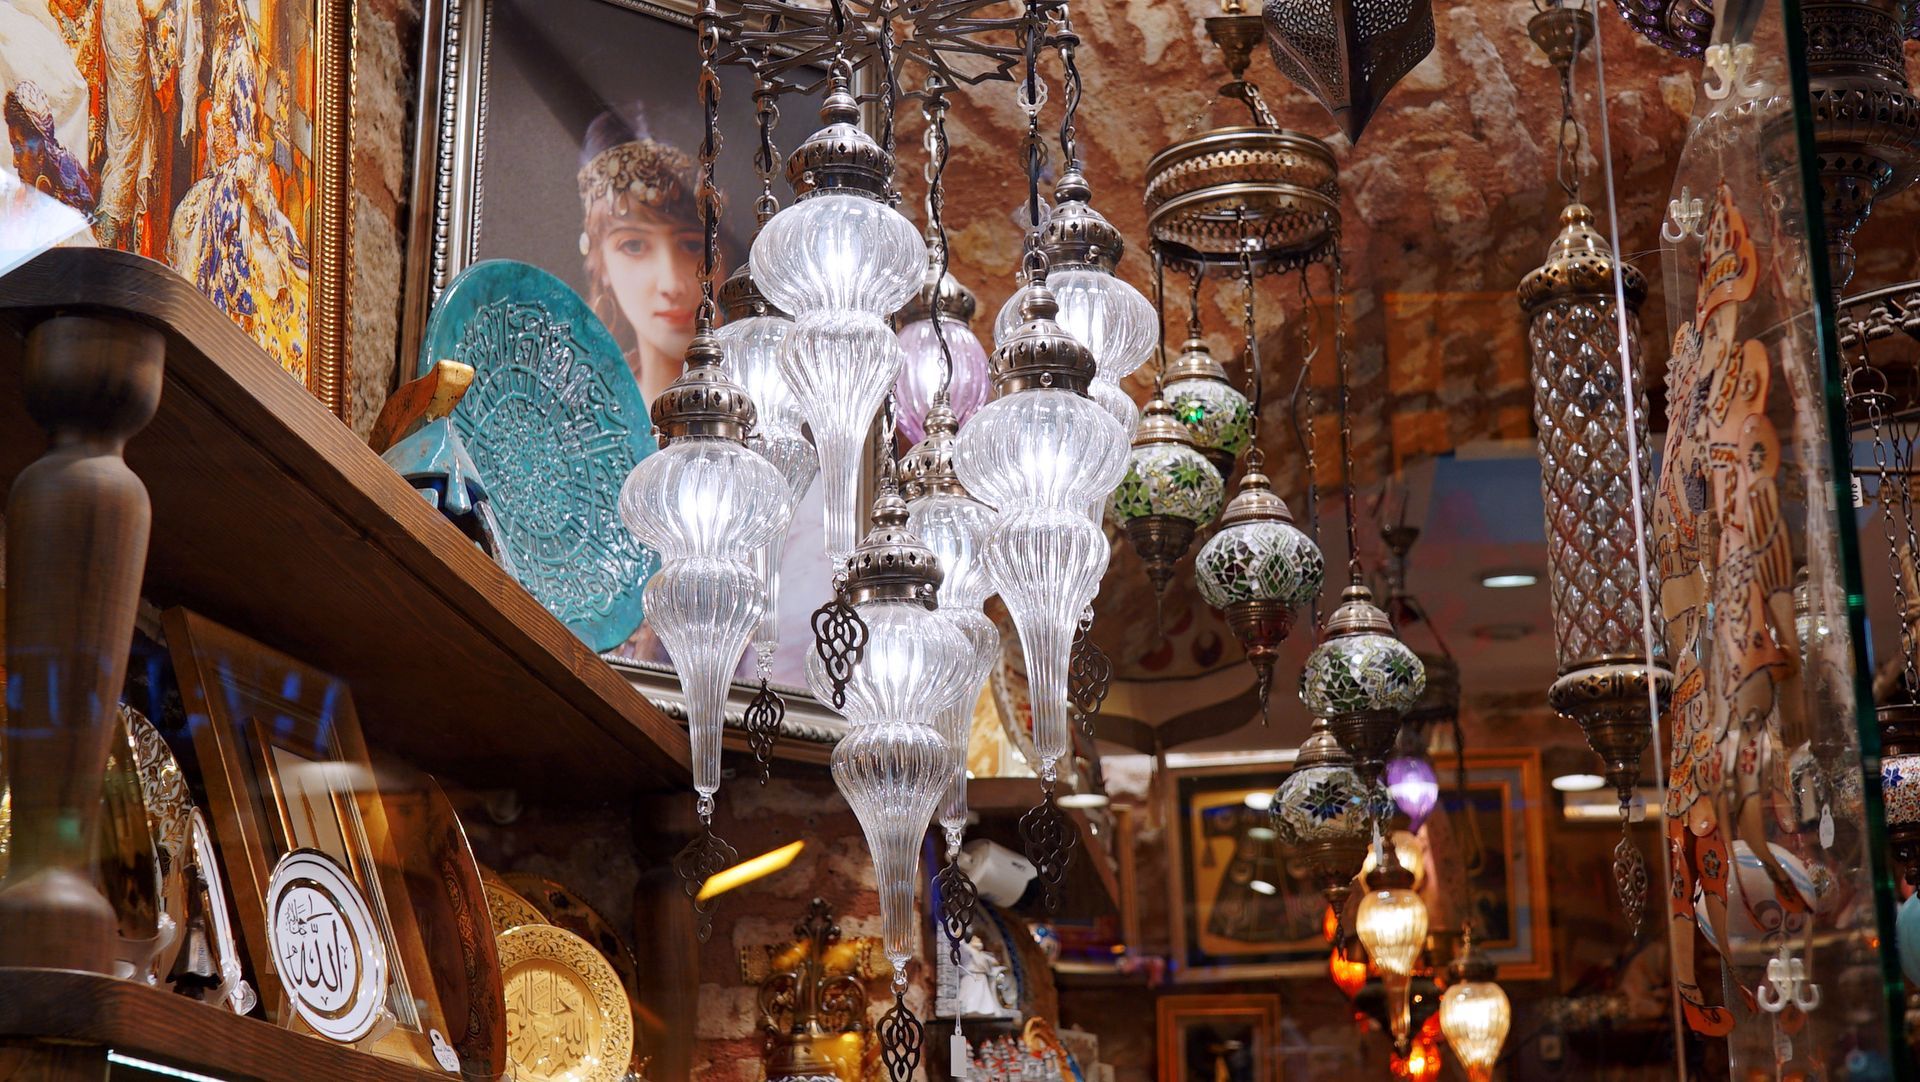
xmin=1155 ymin=993 xmax=1283 ymax=1082
xmin=0 ymin=0 xmax=354 ymax=418
xmin=164 ymin=608 xmax=448 ymax=1068
xmin=1163 ymin=747 xmax=1551 ymax=983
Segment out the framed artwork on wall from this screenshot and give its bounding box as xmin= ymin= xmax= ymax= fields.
xmin=1163 ymin=747 xmax=1552 ymax=983
xmin=1155 ymin=993 xmax=1283 ymax=1082
xmin=0 ymin=0 xmax=353 ymax=417
xmin=403 ymin=0 xmax=868 ymax=710
xmin=164 ymin=608 xmax=451 ymax=1069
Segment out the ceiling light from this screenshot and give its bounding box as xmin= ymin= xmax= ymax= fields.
xmin=1243 ymin=790 xmax=1275 ymax=812
xmin=1551 ymin=772 xmax=1607 ymax=793
xmin=1479 ymin=571 xmax=1538 ymax=589
xmin=1057 ymin=791 xmax=1110 ymax=809
xmin=1250 ymin=879 xmax=1278 ymax=895
xmin=1246 ymin=825 xmax=1278 ymax=842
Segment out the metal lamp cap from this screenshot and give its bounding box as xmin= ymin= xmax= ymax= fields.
xmin=1323 ymin=582 xmax=1395 ymax=639
xmin=787 ymin=77 xmax=891 ymax=199
xmin=843 ymin=486 xmax=945 ymax=607
xmin=718 ymin=263 xmax=785 ymax=322
xmin=1517 ymin=202 xmax=1648 ymax=312
xmin=652 ymin=331 xmax=756 ymax=445
xmin=1364 ymin=858 xmax=1416 ymax=892
xmin=1166 ymin=337 xmax=1232 ymax=384
xmin=1132 ymin=397 xmax=1196 ymax=448
xmin=900 ymin=396 xmax=971 ymax=500
xmin=894 ymin=262 xmax=979 ymax=327
xmin=990 ymin=284 xmax=1097 ymax=396
xmin=1039 ymin=169 xmax=1126 ymax=271
xmin=1449 ymin=934 xmax=1498 ymax=983
xmin=1293 ymin=715 xmax=1355 ymax=769
xmin=1218 ymin=468 xmax=1299 ymax=527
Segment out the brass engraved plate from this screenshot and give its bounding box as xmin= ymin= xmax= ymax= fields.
xmin=482 ymin=873 xmax=550 ymax=937
xmin=497 ymin=925 xmax=633 ymax=1082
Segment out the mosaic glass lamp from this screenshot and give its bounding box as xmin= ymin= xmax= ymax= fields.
xmin=1107 ymin=397 xmax=1225 ymax=600
xmin=1161 ymin=337 xmax=1252 ymax=479
xmin=1195 ymin=460 xmax=1324 ymax=710
xmin=1301 ymin=583 xmax=1426 ymax=783
xmin=1272 ymin=717 xmax=1385 ymax=921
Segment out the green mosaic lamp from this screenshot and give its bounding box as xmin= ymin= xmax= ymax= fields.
xmin=1108 ymin=397 xmax=1225 ymax=602
xmin=1162 ymin=337 xmax=1252 ymax=479
xmin=1194 ymin=456 xmax=1323 ymax=712
xmin=1301 ymin=582 xmax=1426 ymax=784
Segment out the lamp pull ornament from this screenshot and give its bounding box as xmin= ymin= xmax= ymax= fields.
xmin=810 ymin=573 xmax=869 ymax=710
xmin=1020 ymin=783 xmax=1076 ymax=912
xmin=878 ymin=983 xmax=925 ymax=1082
xmin=1068 ymin=610 xmax=1112 ymax=736
xmin=743 ymin=676 xmax=786 ymax=784
xmin=673 ymin=808 xmax=739 ymax=944
xmin=933 ymin=856 xmax=980 ymax=966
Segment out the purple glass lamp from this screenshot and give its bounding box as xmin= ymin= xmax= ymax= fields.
xmin=1385 ymin=753 xmax=1438 ymax=831
xmin=893 ymin=261 xmax=990 ymax=445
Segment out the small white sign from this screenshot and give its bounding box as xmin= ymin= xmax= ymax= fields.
xmin=267 ymin=850 xmax=388 ymax=1044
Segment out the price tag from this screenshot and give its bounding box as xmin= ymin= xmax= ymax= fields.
xmin=1853 ymin=474 xmax=1866 ymax=508
xmin=951 ymin=1033 xmax=971 ymax=1079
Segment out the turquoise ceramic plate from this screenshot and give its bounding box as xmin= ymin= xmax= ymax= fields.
xmin=420 ymin=260 xmax=657 ymax=650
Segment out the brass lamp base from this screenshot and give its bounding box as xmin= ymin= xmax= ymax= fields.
xmin=1328 ymin=708 xmax=1401 ymax=785
xmin=1224 ymin=597 xmax=1296 ymax=712
xmin=1122 ymin=514 xmax=1199 ymax=598
xmin=1547 ymin=661 xmax=1672 ymax=805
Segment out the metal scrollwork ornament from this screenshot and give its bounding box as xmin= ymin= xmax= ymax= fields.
xmin=810 ymin=578 xmax=869 ymax=710
xmin=673 ymin=810 xmax=739 ymax=943
xmin=878 ymin=986 xmax=924 ymax=1082
xmin=1068 ymin=613 xmax=1113 ymax=736
xmin=933 ymin=858 xmax=980 ymax=966
xmin=744 ymin=678 xmax=787 ymax=784
xmin=1612 ymin=808 xmax=1649 ymax=937
xmin=1020 ymin=785 xmax=1077 ymax=912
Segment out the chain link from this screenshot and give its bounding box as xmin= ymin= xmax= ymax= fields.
xmin=876 ymin=15 xmax=899 ymax=200
xmin=1849 ymin=353 xmax=1920 ymax=696
xmin=1239 ymin=237 xmax=1261 ymax=450
xmin=1294 ymin=267 xmax=1322 ymax=633
xmin=1019 ymin=0 xmax=1049 ymax=282
xmin=1152 ymin=247 xmax=1169 ymax=396
xmin=1332 ymin=249 xmax=1360 ymax=583
xmin=1053 ymin=4 xmax=1082 ymax=172
xmin=1555 ymin=62 xmax=1582 ymax=201
xmin=1185 ymin=262 xmax=1205 ymax=341
xmin=924 ymin=85 xmax=957 ymax=397
xmin=695 ymin=0 xmax=724 ymax=330
xmin=752 ymin=63 xmax=780 ymax=227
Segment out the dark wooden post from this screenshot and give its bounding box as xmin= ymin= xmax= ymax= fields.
xmin=0 ymin=315 xmax=162 ymax=973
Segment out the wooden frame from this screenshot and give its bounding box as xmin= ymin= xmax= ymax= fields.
xmin=1155 ymin=993 xmax=1283 ymax=1082
xmin=165 ymin=608 xmax=448 ymax=1069
xmin=1162 ymin=748 xmax=1553 ymax=983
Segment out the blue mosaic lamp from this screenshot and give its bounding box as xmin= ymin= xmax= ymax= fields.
xmin=1301 ymin=582 xmax=1426 ymax=784
xmin=1272 ymin=716 xmax=1385 ymax=922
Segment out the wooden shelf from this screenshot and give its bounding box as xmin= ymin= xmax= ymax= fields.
xmin=0 ymin=968 xmax=448 ymax=1082
xmin=967 ymin=777 xmax=1123 ymax=917
xmin=0 ymin=250 xmax=689 ymax=801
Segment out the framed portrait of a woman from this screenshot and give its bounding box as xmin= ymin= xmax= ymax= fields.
xmin=403 ymin=0 xmax=855 ymax=720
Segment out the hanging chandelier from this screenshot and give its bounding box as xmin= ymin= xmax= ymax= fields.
xmin=1519 ymin=5 xmax=1667 ymax=935
xmin=750 ymin=67 xmax=925 ymax=566
xmin=1438 ymin=929 xmax=1510 ymax=1082
xmin=810 ymin=486 xmax=972 ymax=1019
xmin=620 ymin=9 xmax=797 ymax=941
xmin=1354 ymin=855 xmax=1430 ymax=1049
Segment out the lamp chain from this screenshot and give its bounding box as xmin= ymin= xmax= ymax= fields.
xmin=1554 ymin=30 xmax=1583 ymax=201
xmin=1332 ymin=249 xmax=1360 ymax=583
xmin=1239 ymin=236 xmax=1262 ymax=455
xmin=752 ymin=63 xmax=780 ymax=227
xmin=1186 ymin=262 xmax=1205 ymax=340
xmin=1294 ymin=267 xmax=1323 ymax=635
xmin=1152 ymin=247 xmax=1169 ymax=397
xmin=1019 ymin=0 xmax=1050 ymax=283
xmin=1054 ymin=2 xmax=1082 ymax=171
xmin=1849 ymin=351 xmax=1920 ymax=696
xmin=695 ymin=0 xmax=724 ymax=332
xmin=924 ymin=83 xmax=957 ymax=399
xmin=877 ymin=14 xmax=900 ymax=199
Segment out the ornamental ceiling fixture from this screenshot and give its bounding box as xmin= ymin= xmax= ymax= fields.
xmin=1259 ymin=0 xmax=1435 ymax=144
xmin=619 ymin=11 xmax=796 ymax=942
xmin=1518 ymin=0 xmax=1666 ymax=936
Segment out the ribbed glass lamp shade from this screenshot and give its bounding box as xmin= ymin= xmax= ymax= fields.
xmin=1356 ymin=881 xmax=1429 ymax=1044
xmin=936 ymin=608 xmax=998 ymax=843
xmin=750 ymin=89 xmax=926 ymax=563
xmin=717 ymin=277 xmax=816 ymax=658
xmin=621 ymin=437 xmax=793 ymax=800
xmin=1385 ymin=754 xmax=1439 ymax=830
xmin=1439 ymin=979 xmax=1510 ymax=1082
xmin=895 ymin=318 xmax=990 ymax=445
xmin=809 ymin=494 xmax=972 ymax=973
xmin=994 ymin=270 xmax=1157 ymax=385
xmin=955 ymin=287 xmax=1126 ymax=780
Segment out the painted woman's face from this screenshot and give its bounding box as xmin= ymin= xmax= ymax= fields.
xmin=600 ymin=217 xmax=701 ymax=394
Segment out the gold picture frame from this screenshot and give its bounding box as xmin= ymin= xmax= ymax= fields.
xmin=1156 ymin=993 xmax=1283 ymax=1082
xmin=165 ymin=608 xmax=445 ymax=1068
xmin=1163 ymin=748 xmax=1553 ymax=983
